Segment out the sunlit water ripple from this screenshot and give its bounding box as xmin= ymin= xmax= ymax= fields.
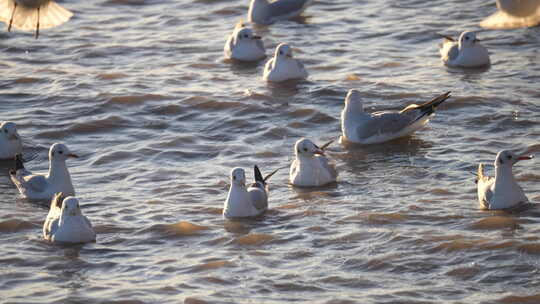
xmin=1 ymin=0 xmax=539 ymax=303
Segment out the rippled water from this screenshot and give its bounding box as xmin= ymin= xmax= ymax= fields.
xmin=1 ymin=0 xmax=540 ymax=303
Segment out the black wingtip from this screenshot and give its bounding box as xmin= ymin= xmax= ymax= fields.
xmin=13 ymin=154 xmax=24 ymax=171
xmin=437 ymin=33 xmax=455 ymax=42
xmin=254 ymin=165 xmax=264 ymax=184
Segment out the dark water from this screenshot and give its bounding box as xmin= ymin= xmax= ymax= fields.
xmin=1 ymin=0 xmax=539 ymax=303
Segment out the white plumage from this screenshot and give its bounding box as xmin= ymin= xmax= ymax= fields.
xmin=289 ymin=138 xmax=337 ymax=187
xmin=263 ymin=43 xmax=308 ymax=82
xmin=476 ymin=150 xmax=533 ymax=210
xmin=43 ymin=193 xmax=96 ymax=243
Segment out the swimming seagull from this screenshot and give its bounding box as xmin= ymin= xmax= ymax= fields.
xmin=224 ymin=21 xmax=266 ymax=61
xmin=341 ymin=90 xmax=451 ymax=145
xmin=10 ymin=143 xmax=78 ymax=201
xmin=248 ymin=0 xmax=313 ymax=25
xmin=263 ymin=43 xmax=308 ymax=82
xmin=439 ymin=31 xmax=490 ymax=68
xmin=289 ymin=138 xmax=337 ymax=187
xmin=43 ymin=192 xmax=96 ymax=243
xmin=0 ymin=0 xmax=73 ymax=39
xmin=476 ymin=150 xmax=533 ymax=210
xmin=480 ymin=0 xmax=540 ymax=29
xmin=0 ymin=121 xmax=23 ymax=160
xmin=223 ymin=165 xmax=278 ymax=218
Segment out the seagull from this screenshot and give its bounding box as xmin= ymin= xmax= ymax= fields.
xmin=224 ymin=22 xmax=266 ymax=61
xmin=10 ymin=143 xmax=78 ymax=201
xmin=223 ymin=165 xmax=278 ymax=218
xmin=341 ymin=90 xmax=451 ymax=145
xmin=43 ymin=192 xmax=96 ymax=243
xmin=0 ymin=121 xmax=22 ymax=160
xmin=248 ymin=0 xmax=313 ymax=25
xmin=0 ymin=0 xmax=73 ymax=39
xmin=480 ymin=0 xmax=540 ymax=29
xmin=263 ymin=43 xmax=308 ymax=82
xmin=289 ymin=138 xmax=337 ymax=187
xmin=439 ymin=31 xmax=490 ymax=68
xmin=476 ymin=150 xmax=533 ymax=210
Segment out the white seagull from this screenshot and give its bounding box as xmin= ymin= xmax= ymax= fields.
xmin=0 ymin=0 xmax=73 ymax=39
xmin=289 ymin=138 xmax=337 ymax=187
xmin=439 ymin=31 xmax=490 ymax=68
xmin=10 ymin=143 xmax=78 ymax=201
xmin=43 ymin=192 xmax=96 ymax=243
xmin=481 ymin=0 xmax=540 ymax=29
xmin=263 ymin=43 xmax=308 ymax=82
xmin=248 ymin=0 xmax=313 ymax=25
xmin=0 ymin=121 xmax=22 ymax=160
xmin=223 ymin=165 xmax=278 ymax=219
xmin=341 ymin=90 xmax=451 ymax=145
xmin=224 ymin=22 xmax=266 ymax=61
xmin=476 ymin=150 xmax=533 ymax=210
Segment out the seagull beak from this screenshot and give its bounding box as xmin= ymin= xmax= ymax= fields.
xmin=517 ymin=154 xmax=533 ymax=161
xmin=9 ymin=134 xmax=19 ymax=140
xmin=252 ymin=36 xmax=261 ymax=40
xmin=68 ymin=153 xmax=79 ymax=158
xmin=473 ymin=38 xmax=481 ymax=43
xmin=286 ymin=54 xmax=293 ymax=58
xmin=314 ymin=146 xmax=325 ymax=156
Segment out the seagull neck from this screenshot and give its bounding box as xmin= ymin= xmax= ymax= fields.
xmin=495 ymin=165 xmax=515 ymax=184
xmin=48 ymin=159 xmax=71 ymax=182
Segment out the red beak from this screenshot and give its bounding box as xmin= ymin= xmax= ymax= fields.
xmin=518 ymin=154 xmax=533 ymax=161
xmin=68 ymin=153 xmax=79 ymax=158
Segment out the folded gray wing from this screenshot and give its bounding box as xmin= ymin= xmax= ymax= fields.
xmin=268 ymin=0 xmax=309 ymax=17
xmin=318 ymin=157 xmax=337 ymax=179
xmin=248 ymin=187 xmax=268 ymax=211
xmin=22 ymin=174 xmax=49 ymax=193
xmin=446 ymin=44 xmax=459 ymax=61
xmin=356 ymin=112 xmax=414 ymax=140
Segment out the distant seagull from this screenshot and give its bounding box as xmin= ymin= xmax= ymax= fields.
xmin=0 ymin=0 xmax=73 ymax=38
xmin=481 ymin=0 xmax=540 ymax=29
xmin=341 ymin=90 xmax=451 ymax=144
xmin=10 ymin=143 xmax=78 ymax=201
xmin=0 ymin=121 xmax=22 ymax=160
xmin=248 ymin=0 xmax=313 ymax=25
xmin=43 ymin=192 xmax=96 ymax=243
xmin=263 ymin=43 xmax=308 ymax=82
xmin=476 ymin=150 xmax=533 ymax=210
xmin=289 ymin=138 xmax=337 ymax=187
xmin=223 ymin=165 xmax=278 ymax=218
xmin=224 ymin=21 xmax=266 ymax=61
xmin=439 ymin=31 xmax=490 ymax=68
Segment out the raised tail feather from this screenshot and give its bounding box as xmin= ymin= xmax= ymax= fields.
xmin=406 ymin=91 xmax=451 ymax=124
xmin=476 ymin=163 xmax=484 ymax=184
xmin=437 ymin=33 xmax=455 ymax=42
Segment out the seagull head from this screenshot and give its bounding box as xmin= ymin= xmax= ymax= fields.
xmin=344 ymin=89 xmax=364 ymax=112
xmin=231 ymin=167 xmax=246 ymax=187
xmin=275 ymin=43 xmax=293 ymax=59
xmin=459 ymin=31 xmax=480 ymax=47
xmin=234 ymin=27 xmax=261 ymax=44
xmin=494 ymin=150 xmax=533 ymax=168
xmin=295 ymin=138 xmax=324 ymax=158
xmin=1 ymin=121 xmax=20 ymax=141
xmin=50 ymin=143 xmax=79 ymax=162
xmin=60 ymin=196 xmax=82 ymax=217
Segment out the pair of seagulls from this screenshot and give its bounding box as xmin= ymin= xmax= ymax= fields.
xmin=224 ymin=22 xmax=308 ymax=82
xmin=0 ymin=134 xmax=95 ymax=244
xmin=224 ymin=0 xmax=312 ymax=82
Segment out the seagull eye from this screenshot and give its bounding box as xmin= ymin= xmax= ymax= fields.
xmin=244 ymin=34 xmax=249 ymax=38
xmin=507 ymin=155 xmax=512 ymax=160
xmin=465 ymin=36 xmax=469 ymax=40
xmin=59 ymin=151 xmax=63 ymax=155
xmin=233 ymin=176 xmax=236 ymax=180
xmin=3 ymin=129 xmax=7 ymax=133
xmin=303 ymin=148 xmax=308 ymax=152
xmin=279 ymin=51 xmax=283 ymax=55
